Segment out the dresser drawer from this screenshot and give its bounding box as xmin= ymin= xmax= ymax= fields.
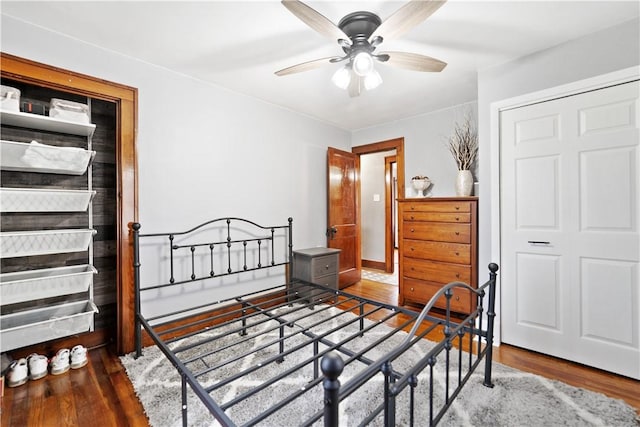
xmin=403 ymin=277 xmax=473 ymax=313
xmin=403 ymin=201 xmax=472 ymax=213
xmin=403 ymin=222 xmax=470 ymax=243
xmin=403 ymin=239 xmax=471 ymax=264
xmin=311 ymin=255 xmax=339 ymax=278
xmin=403 ymin=258 xmax=471 ymax=283
xmin=402 ymin=211 xmax=471 ymax=223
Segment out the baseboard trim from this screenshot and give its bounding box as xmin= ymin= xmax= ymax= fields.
xmin=362 ymin=259 xmax=386 ymax=271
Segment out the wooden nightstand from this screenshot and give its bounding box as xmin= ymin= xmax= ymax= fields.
xmin=292 ymin=247 xmax=340 ymax=302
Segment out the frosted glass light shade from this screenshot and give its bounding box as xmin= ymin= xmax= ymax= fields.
xmin=332 ymin=66 xmax=351 ymax=89
xmin=364 ymin=70 xmax=382 ymax=90
xmin=353 ymin=52 xmax=374 ymax=77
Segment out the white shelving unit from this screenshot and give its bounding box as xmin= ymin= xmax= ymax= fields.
xmin=0 ymin=108 xmax=98 ymax=352
xmin=0 ymin=109 xmax=95 ymax=137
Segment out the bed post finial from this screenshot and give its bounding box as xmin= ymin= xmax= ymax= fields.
xmin=321 ymin=351 xmax=344 ymax=427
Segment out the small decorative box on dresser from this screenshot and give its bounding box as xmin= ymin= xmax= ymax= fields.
xmin=292 ymin=248 xmax=341 ymax=302
xmin=398 ymin=197 xmax=478 ymax=314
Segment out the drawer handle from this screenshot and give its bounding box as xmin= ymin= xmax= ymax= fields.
xmin=455 ymin=252 xmax=460 ymax=256
xmin=455 ymin=217 xmax=460 ymax=221
xmin=410 ymin=247 xmax=414 ymax=251
xmin=455 ymin=206 xmax=460 ymax=210
xmin=455 ymin=231 xmax=460 ymax=235
xmin=455 ymin=296 xmax=460 ymax=301
xmin=410 ymin=287 xmax=414 ymax=292
xmin=325 ymin=265 xmax=330 ymax=270
xmin=410 ymin=228 xmax=415 ymax=232
xmin=456 ymin=273 xmax=460 ymax=278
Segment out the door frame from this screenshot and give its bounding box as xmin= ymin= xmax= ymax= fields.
xmin=489 ymin=65 xmax=640 ymax=345
xmin=352 ymin=137 xmax=405 ymax=274
xmin=384 ymin=155 xmax=397 ymax=273
xmin=1 ymin=53 xmax=138 ymax=354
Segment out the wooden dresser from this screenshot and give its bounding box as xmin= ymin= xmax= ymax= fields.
xmin=398 ymin=197 xmax=478 ymax=313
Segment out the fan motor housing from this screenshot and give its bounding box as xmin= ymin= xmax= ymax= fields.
xmin=338 ymin=11 xmax=381 ymax=42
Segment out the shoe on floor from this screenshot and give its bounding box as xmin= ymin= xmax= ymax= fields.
xmin=27 ymin=353 xmax=48 ymax=380
xmin=70 ymin=345 xmax=88 ymax=369
xmin=49 ymin=348 xmax=70 ymax=375
xmin=7 ymin=358 xmax=28 ymax=387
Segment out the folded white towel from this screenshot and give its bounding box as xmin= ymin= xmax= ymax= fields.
xmin=21 ymin=140 xmax=91 ymax=174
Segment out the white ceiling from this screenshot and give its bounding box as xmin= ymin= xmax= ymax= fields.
xmin=2 ymin=1 xmax=638 ymax=130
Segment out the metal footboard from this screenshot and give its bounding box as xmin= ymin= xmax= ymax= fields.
xmin=319 ymin=263 xmax=499 ymax=426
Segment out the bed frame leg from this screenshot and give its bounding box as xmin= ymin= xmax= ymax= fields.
xmin=276 ymin=324 xmax=285 ymax=363
xmin=321 ymin=352 xmax=344 ymax=427
xmin=181 ymin=373 xmax=188 ymax=427
xmin=483 ymin=263 xmax=499 ymax=388
xmin=382 ymin=361 xmax=397 ymax=426
xmin=240 ymin=302 xmax=248 ymax=336
xmin=133 ymin=222 xmax=142 ymax=359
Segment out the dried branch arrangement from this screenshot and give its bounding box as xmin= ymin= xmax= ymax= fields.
xmin=448 ymin=115 xmax=478 ymax=170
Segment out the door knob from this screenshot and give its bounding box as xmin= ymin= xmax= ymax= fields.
xmin=326 ymin=226 xmax=338 ymax=239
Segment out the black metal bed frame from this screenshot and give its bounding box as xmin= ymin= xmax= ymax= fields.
xmin=132 ymin=217 xmax=498 ymax=426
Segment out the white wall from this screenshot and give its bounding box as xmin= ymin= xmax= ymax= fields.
xmin=1 ymin=15 xmax=351 ymax=313
xmin=352 ymin=102 xmax=478 ymax=199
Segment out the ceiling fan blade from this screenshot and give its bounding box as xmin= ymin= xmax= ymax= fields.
xmin=275 ymin=57 xmax=341 ymax=76
xmin=370 ymin=0 xmax=447 ymax=42
xmin=380 ymin=51 xmax=447 ymax=72
xmin=348 ymin=72 xmax=362 ymax=98
xmin=282 ymin=0 xmax=352 ymax=45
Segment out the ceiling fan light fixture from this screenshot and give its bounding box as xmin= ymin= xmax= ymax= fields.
xmin=363 ymin=69 xmax=382 ymax=90
xmin=331 ymin=65 xmax=351 ymax=90
xmin=352 ymin=51 xmax=374 ymax=77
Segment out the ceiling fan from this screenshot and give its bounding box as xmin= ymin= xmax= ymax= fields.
xmin=275 ymin=0 xmax=448 ymax=97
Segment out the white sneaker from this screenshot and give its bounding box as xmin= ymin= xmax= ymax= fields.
xmin=27 ymin=353 xmax=48 ymax=380
xmin=7 ymin=358 xmax=28 ymax=387
xmin=70 ymin=345 xmax=88 ymax=369
xmin=49 ymin=348 xmax=70 ymax=375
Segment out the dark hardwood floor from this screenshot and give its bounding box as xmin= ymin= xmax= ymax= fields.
xmin=2 ymin=279 xmax=638 ymax=426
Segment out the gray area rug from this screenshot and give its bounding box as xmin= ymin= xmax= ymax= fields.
xmin=121 ymin=306 xmax=638 ymax=426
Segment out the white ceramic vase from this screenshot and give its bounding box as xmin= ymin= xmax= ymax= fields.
xmin=455 ymin=170 xmax=473 ymax=196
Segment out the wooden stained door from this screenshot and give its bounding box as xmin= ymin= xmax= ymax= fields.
xmin=327 ymin=147 xmax=361 ymax=287
xmin=501 ymin=80 xmax=639 ymax=379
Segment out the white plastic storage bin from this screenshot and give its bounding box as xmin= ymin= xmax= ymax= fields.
xmin=0 ymin=265 xmax=97 ymax=305
xmin=49 ymin=98 xmax=90 ymax=124
xmin=0 ymin=187 xmax=96 ymax=212
xmin=0 ymin=229 xmax=96 ymax=258
xmin=0 ymin=140 xmax=95 ymax=175
xmin=0 ymin=300 xmax=98 ymax=352
xmin=1 ymin=85 xmax=20 ymax=112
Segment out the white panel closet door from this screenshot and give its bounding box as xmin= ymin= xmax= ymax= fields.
xmin=501 ymin=80 xmax=639 ymax=379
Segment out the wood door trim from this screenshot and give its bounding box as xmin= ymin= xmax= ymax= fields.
xmin=1 ymin=53 xmax=138 ymax=355
xmin=384 ymin=155 xmax=396 ymax=273
xmin=352 ymin=137 xmax=405 ymax=274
